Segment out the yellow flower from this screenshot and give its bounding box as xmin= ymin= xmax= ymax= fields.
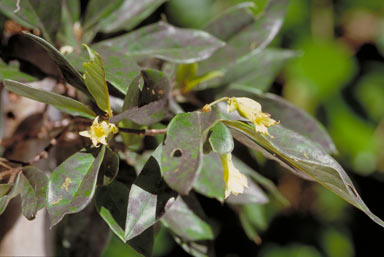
xmin=221 ymin=153 xmax=248 ymax=198
xmin=227 ymin=97 xmax=278 ymax=137
xmin=79 ymin=116 xmax=118 ymax=147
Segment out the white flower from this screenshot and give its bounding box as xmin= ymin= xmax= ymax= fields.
xmin=221 ymin=153 xmax=248 ymax=198
xmin=79 ymin=116 xmax=118 ymax=147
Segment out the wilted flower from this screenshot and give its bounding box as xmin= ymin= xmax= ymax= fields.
xmin=227 ymin=97 xmax=278 ymax=137
xmin=221 ymin=153 xmax=248 ymax=198
xmin=79 ymin=116 xmax=118 ymax=147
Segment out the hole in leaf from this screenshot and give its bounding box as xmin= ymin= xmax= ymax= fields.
xmin=170 ymin=148 xmax=183 ymax=158
xmin=6 ymin=111 xmax=15 ymax=119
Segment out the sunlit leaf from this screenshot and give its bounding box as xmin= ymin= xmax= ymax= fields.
xmin=83 ymin=45 xmax=112 ymax=116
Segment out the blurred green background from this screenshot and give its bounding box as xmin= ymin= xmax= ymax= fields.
xmin=100 ymin=0 xmax=384 ymax=256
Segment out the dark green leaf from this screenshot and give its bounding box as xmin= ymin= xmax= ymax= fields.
xmin=200 ymin=0 xmax=288 ymax=71
xmin=128 ymin=226 xmax=154 ymax=257
xmin=122 ymin=75 xmax=142 ymax=111
xmin=161 ymin=109 xmax=221 ymax=194
xmin=209 ymin=122 xmax=234 ymax=155
xmin=222 ymin=49 xmax=297 ymax=92
xmin=204 ymin=2 xmax=256 ymax=41
xmin=224 ymin=120 xmax=384 ymax=228
xmin=97 ymin=146 xmax=119 ymax=187
xmin=96 ymin=156 xmax=177 ymax=242
xmin=47 ymin=146 xmax=106 ymax=227
xmin=161 ymin=195 xmax=214 ymax=241
xmin=93 ymin=22 xmax=225 ymax=64
xmin=0 ymin=0 xmax=61 ymax=42
xmin=0 ymin=60 xmax=36 ymax=82
xmin=110 ymin=69 xmax=171 ymax=125
xmin=22 ymin=32 xmax=89 ymax=95
xmin=95 ymin=180 xmax=130 ymax=241
xmin=100 ymin=0 xmax=167 ymax=33
xmin=83 ymin=0 xmax=123 ymax=30
xmin=19 ymin=166 xmax=48 ymax=220
xmin=125 ymin=156 xmax=177 ymax=240
xmin=4 ymin=80 xmax=96 ymax=118
xmin=56 ymin=204 xmax=110 ymax=257
xmin=83 ymin=45 xmax=112 ymax=116
xmin=193 ymin=152 xmax=225 ymax=201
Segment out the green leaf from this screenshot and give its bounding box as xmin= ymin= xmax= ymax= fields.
xmin=100 ymin=0 xmax=167 ymax=33
xmin=22 ymin=32 xmax=89 ymax=95
xmin=204 ymin=2 xmax=255 ymax=41
xmin=161 ymin=109 xmax=221 ymax=194
xmin=209 ymin=122 xmax=234 ymax=155
xmin=110 ymin=69 xmax=171 ymax=125
xmin=83 ymin=0 xmax=124 ymax=30
xmin=0 ymin=0 xmax=62 ymax=42
xmin=193 ymin=152 xmax=225 ymax=201
xmin=161 ymin=195 xmax=214 ymax=241
xmin=224 ymin=120 xmax=384 ymax=228
xmin=19 ymin=166 xmax=48 ymax=220
xmin=172 ymin=235 xmax=215 ymax=257
xmin=4 ymin=80 xmax=96 ymax=119
xmin=0 ymin=172 xmax=22 ymax=215
xmin=232 ymin=156 xmax=289 ymax=206
xmin=124 ymin=156 xmax=177 ymax=240
xmin=67 ymin=48 xmax=142 ymax=95
xmin=47 ymin=146 xmax=106 ymax=227
xmin=93 ymin=22 xmax=225 ymax=64
xmin=97 ymin=146 xmax=119 ymax=187
xmin=0 ymin=60 xmax=36 ymax=82
xmin=201 ymin=0 xmax=288 ymax=71
xmin=83 ymin=44 xmax=112 ymax=116
xmin=0 ymin=184 xmax=12 ymax=197
xmin=226 ymin=176 xmax=268 ymax=205
xmin=96 ymin=156 xmax=177 ymax=242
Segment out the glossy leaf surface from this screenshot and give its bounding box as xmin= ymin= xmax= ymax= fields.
xmin=94 ymin=22 xmax=225 ymax=64
xmin=224 ymin=120 xmax=384 ymax=227
xmin=47 ymin=147 xmax=106 ymax=227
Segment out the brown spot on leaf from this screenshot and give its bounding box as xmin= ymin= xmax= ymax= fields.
xmin=52 ymin=195 xmax=63 ymax=205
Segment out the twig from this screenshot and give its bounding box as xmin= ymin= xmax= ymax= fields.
xmin=118 ymin=127 xmax=167 ymax=136
xmin=14 ymin=0 xmax=21 ymax=13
